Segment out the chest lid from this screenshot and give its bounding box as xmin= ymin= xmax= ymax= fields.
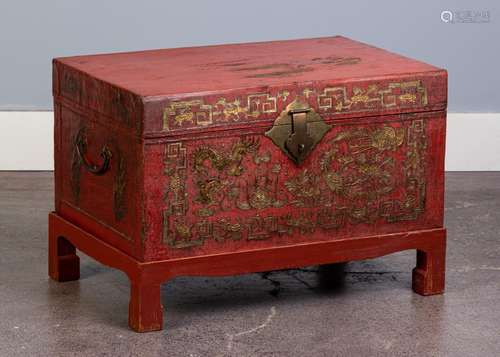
xmin=53 ymin=36 xmax=447 ymax=137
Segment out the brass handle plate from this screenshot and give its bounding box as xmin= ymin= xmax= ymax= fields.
xmin=265 ymin=99 xmax=331 ymax=165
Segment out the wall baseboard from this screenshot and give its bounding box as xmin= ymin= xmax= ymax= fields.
xmin=0 ymin=112 xmax=498 ymax=171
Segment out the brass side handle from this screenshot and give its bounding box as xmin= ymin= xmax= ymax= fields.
xmin=75 ymin=129 xmax=112 ymax=175
xmin=71 ymin=127 xmax=127 ymax=221
xmin=265 ymin=99 xmax=332 ymax=165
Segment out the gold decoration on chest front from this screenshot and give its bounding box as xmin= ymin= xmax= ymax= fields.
xmin=162 ymin=119 xmax=428 ymax=250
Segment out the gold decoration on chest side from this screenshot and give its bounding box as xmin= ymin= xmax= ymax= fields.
xmin=112 ymin=155 xmax=127 ymax=221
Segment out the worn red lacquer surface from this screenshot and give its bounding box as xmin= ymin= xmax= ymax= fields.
xmin=50 ymin=36 xmax=447 ymax=332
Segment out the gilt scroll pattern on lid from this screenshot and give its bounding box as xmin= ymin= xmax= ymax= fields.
xmin=162 ymin=81 xmax=428 ymax=131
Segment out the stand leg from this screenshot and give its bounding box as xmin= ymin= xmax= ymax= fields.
xmin=48 ymin=220 xmax=80 ymax=282
xmin=128 ymin=279 xmax=163 ymax=332
xmin=412 ymin=230 xmax=446 ymax=295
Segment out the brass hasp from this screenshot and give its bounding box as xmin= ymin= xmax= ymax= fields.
xmin=265 ymin=99 xmax=331 ymax=165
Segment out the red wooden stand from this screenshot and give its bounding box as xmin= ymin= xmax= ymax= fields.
xmin=48 ymin=212 xmax=446 ymax=332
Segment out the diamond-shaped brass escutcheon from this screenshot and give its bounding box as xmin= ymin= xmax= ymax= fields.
xmin=265 ymin=99 xmax=332 ymax=165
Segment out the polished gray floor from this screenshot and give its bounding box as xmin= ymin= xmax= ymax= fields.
xmin=0 ymin=172 xmax=498 ymax=357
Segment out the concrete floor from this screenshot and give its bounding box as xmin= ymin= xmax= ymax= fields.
xmin=0 ymin=172 xmax=498 ymax=357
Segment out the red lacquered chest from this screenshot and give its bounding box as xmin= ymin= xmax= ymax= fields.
xmin=49 ymin=36 xmax=447 ymax=332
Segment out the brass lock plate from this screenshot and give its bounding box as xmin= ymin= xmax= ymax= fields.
xmin=265 ymin=99 xmax=332 ymax=165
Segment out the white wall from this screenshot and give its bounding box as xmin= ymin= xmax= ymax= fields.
xmin=0 ymin=1 xmax=499 ymax=112
xmin=0 ymin=112 xmax=498 ymax=171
